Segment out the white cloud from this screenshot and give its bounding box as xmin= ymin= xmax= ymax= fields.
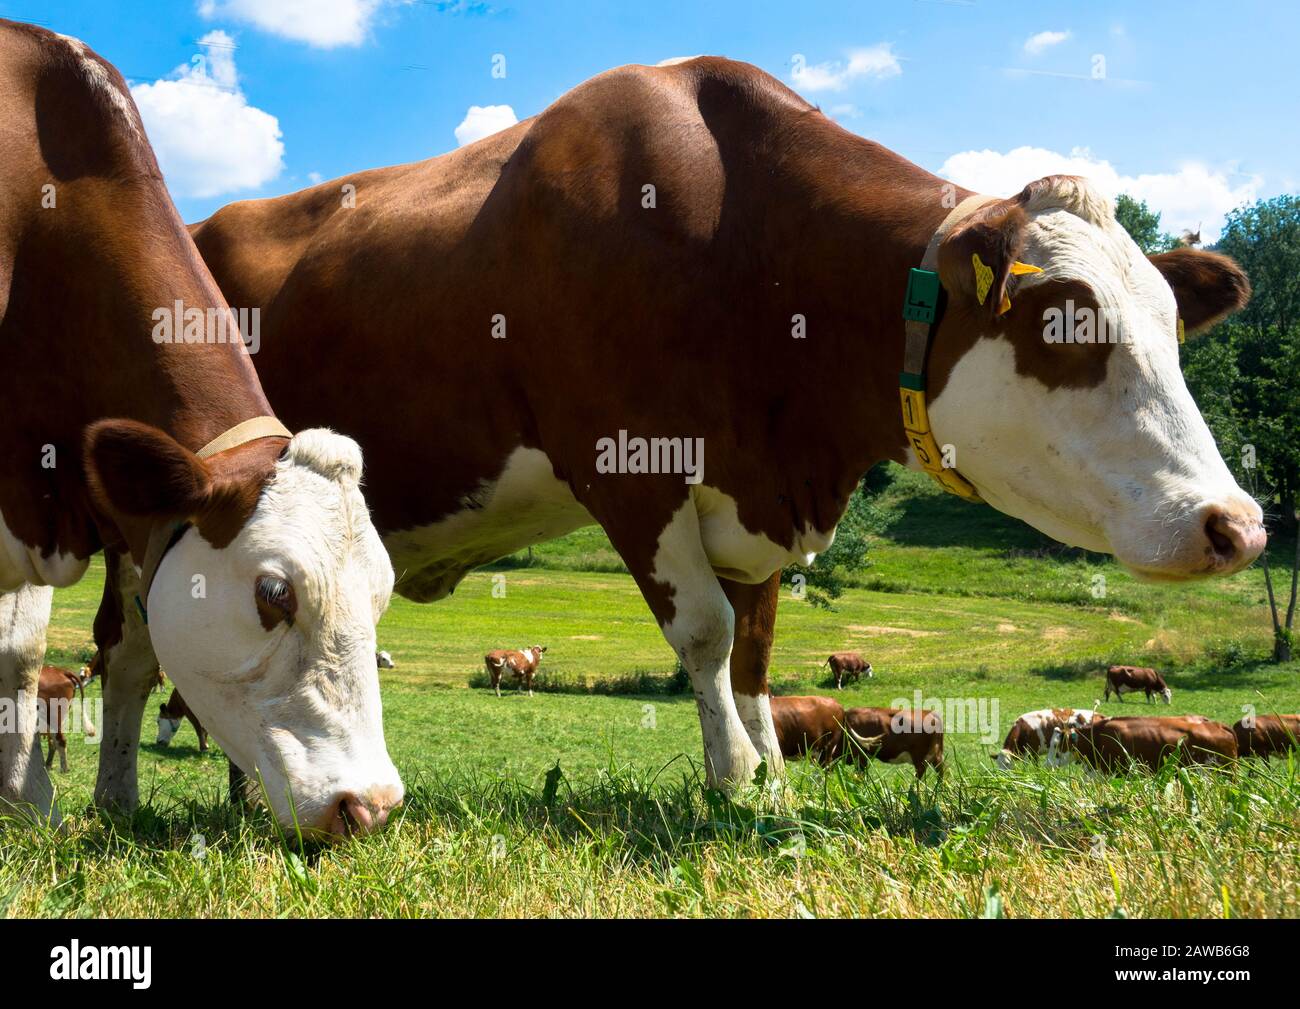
xmin=937 ymin=145 xmax=1260 ymax=241
xmin=454 ymin=104 xmax=517 ymax=146
xmin=1023 ymin=30 xmax=1070 ymax=55
xmin=791 ymin=43 xmax=901 ymax=93
xmin=130 ymin=31 xmax=284 ymax=199
xmin=198 ymin=0 xmax=397 ymax=49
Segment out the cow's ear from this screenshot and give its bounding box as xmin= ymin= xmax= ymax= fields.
xmin=85 ymin=420 xmax=214 ymax=519
xmin=1148 ymin=248 xmax=1250 ymax=335
xmin=936 ymin=201 xmax=1035 ymax=320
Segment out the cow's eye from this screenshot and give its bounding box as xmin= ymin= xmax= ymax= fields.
xmin=255 ymin=575 xmax=297 ymax=630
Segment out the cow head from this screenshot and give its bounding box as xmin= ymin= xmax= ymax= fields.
xmin=926 ymin=176 xmax=1263 ymax=580
xmin=156 ymin=703 xmax=181 ymax=746
xmin=86 ymin=422 xmax=402 ymax=839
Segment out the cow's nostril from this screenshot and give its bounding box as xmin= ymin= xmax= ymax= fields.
xmin=1205 ymin=513 xmax=1237 ymax=560
xmin=336 ymin=794 xmax=373 ymax=836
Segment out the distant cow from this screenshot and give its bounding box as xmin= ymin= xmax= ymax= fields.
xmin=485 ymin=646 xmax=547 ymax=697
xmin=1233 ymin=714 xmax=1300 ymax=761
xmin=157 ymin=689 xmax=208 ymax=752
xmin=1104 ymin=665 xmax=1171 ymax=704
xmin=36 ymin=666 xmax=96 ymax=772
xmin=1064 ymin=716 xmax=1235 ymax=773
xmin=844 ymin=707 xmax=944 ymax=780
xmin=822 ymin=652 xmax=873 ymax=690
xmin=770 ymin=695 xmax=849 ymax=764
xmin=996 ymin=708 xmax=1101 ymax=769
xmin=377 ymin=651 xmax=396 ymax=669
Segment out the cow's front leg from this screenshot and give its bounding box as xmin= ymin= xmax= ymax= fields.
xmin=0 ymin=585 xmax=58 ymax=824
xmin=721 ymin=572 xmax=784 ymax=779
xmin=609 ymin=500 xmax=761 ymax=791
xmin=93 ymin=553 xmax=162 ymax=813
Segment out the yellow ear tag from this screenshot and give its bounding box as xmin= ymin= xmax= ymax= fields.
xmin=1009 ymin=261 xmax=1043 ymax=276
xmin=1177 ymin=317 xmax=1186 ymax=343
xmin=997 ymin=293 xmax=1012 ymax=316
xmin=972 ymin=253 xmax=994 ymax=305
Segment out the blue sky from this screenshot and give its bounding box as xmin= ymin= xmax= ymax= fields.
xmin=13 ymin=0 xmax=1297 ymax=238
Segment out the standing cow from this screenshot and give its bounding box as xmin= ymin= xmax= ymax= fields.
xmin=822 ymin=652 xmax=874 ymax=690
xmin=995 ymin=707 xmax=1101 ymax=769
xmin=844 ymin=707 xmax=945 ymax=780
xmin=1233 ymin=714 xmax=1300 ymax=760
xmin=95 ymin=56 xmax=1261 ymax=799
xmin=1104 ymin=665 xmax=1172 ymax=704
xmin=0 ymin=22 xmax=401 ymax=836
xmin=36 ymin=665 xmax=96 ymax=772
xmin=485 ymin=646 xmax=547 ymax=697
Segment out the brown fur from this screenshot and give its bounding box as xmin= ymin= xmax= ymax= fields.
xmin=770 ymin=695 xmax=846 ymax=764
xmin=158 ymin=688 xmax=208 ymax=752
xmin=822 ymin=651 xmax=871 ymax=689
xmin=1068 ymin=716 xmax=1236 ymax=772
xmin=1233 ymin=714 xmax=1300 ymax=760
xmin=36 ymin=665 xmax=89 ymax=772
xmin=484 ymin=646 xmax=546 ymax=697
xmin=1105 ymin=665 xmax=1170 ymax=703
xmin=844 ymin=706 xmax=944 ymax=780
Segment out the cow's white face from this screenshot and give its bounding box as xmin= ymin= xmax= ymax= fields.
xmin=142 ymin=431 xmax=402 ymax=838
xmin=928 ymin=178 xmax=1264 ymax=581
xmin=156 ymin=714 xmax=181 ymax=745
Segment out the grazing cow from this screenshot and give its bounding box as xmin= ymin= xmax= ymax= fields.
xmin=1233 ymin=714 xmax=1300 ymax=761
xmin=822 ymin=652 xmax=874 ymax=690
xmin=995 ymin=708 xmax=1101 ymax=769
xmin=1105 ymin=665 xmax=1172 ymax=704
xmin=770 ymin=695 xmax=850 ymax=764
xmin=97 ymin=57 xmax=1260 ymax=796
xmin=157 ymin=689 xmax=208 ymax=752
xmin=36 ymin=665 xmax=96 ymax=772
xmin=484 ymin=645 xmax=546 ymax=697
xmin=844 ymin=707 xmax=945 ymax=780
xmin=0 ymin=22 xmax=400 ymax=836
xmin=1064 ymin=716 xmax=1236 ymax=773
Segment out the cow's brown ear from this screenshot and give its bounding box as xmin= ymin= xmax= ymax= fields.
xmin=85 ymin=420 xmax=213 ymax=519
xmin=936 ymin=201 xmax=1033 ymax=320
xmin=1148 ymin=248 xmax=1250 ymax=335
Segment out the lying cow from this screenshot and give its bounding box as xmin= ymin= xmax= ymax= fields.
xmin=1233 ymin=714 xmax=1300 ymax=761
xmin=1064 ymin=716 xmax=1236 ymax=773
xmin=822 ymin=652 xmax=873 ymax=690
xmin=484 ymin=646 xmax=547 ymax=697
xmin=36 ymin=666 xmax=96 ymax=772
xmin=844 ymin=706 xmax=945 ymax=780
xmin=995 ymin=708 xmax=1100 ymax=769
xmin=1104 ymin=665 xmax=1171 ymax=704
xmin=157 ymin=689 xmax=208 ymax=753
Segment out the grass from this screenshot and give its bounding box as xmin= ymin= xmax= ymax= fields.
xmin=6 ymin=463 xmax=1298 ymax=918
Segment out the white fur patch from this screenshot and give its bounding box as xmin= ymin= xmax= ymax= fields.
xmin=691 ymin=485 xmax=835 ymax=582
xmin=0 ymin=515 xmax=89 ymax=592
xmin=54 ymin=33 xmax=143 ymax=140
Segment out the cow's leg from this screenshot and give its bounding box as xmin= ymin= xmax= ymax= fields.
xmin=605 ymin=503 xmax=760 ymax=791
xmin=0 ymin=585 xmax=58 ymax=824
xmin=93 ymin=556 xmax=162 ymax=813
xmin=56 ymin=728 xmax=68 ymax=773
xmin=192 ymin=717 xmax=208 ymax=753
xmin=721 ymin=573 xmax=784 ymax=778
xmin=44 ymin=734 xmax=55 ymax=769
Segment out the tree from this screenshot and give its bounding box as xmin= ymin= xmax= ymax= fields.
xmin=1181 ymin=194 xmax=1300 ymax=662
xmin=1114 ymin=194 xmax=1179 ymax=254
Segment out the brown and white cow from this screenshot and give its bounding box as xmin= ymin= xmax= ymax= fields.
xmin=1104 ymin=665 xmax=1172 ymax=704
xmin=995 ymin=707 xmax=1101 ymax=769
xmin=822 ymin=652 xmax=874 ymax=690
xmin=36 ymin=665 xmax=96 ymax=772
xmin=1064 ymin=716 xmax=1237 ymax=773
xmin=0 ymin=22 xmax=399 ymax=836
xmin=484 ymin=645 xmax=546 ymax=697
xmin=844 ymin=707 xmax=945 ymax=780
xmin=1233 ymin=714 xmax=1300 ymax=761
xmin=770 ymin=695 xmax=850 ymax=764
xmin=97 ymin=56 xmax=1260 ymax=795
xmin=157 ymin=688 xmax=208 ymax=752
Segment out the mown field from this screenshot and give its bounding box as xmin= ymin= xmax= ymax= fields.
xmin=3 ymin=466 xmax=1298 ymax=918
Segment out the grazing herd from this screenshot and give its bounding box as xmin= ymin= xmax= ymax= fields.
xmin=0 ymin=23 xmax=1280 ymax=841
